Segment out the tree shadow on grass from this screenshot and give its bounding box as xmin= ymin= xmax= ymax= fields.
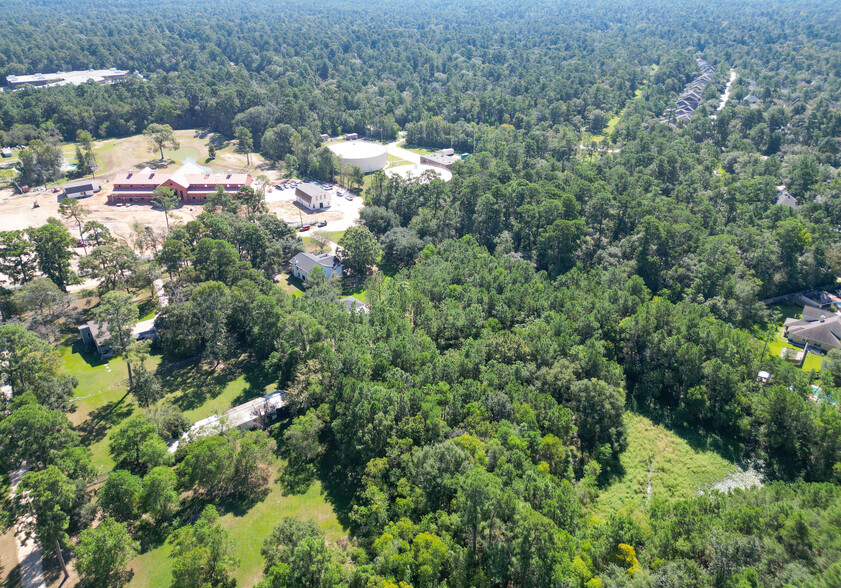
xmin=135 ymin=159 xmax=173 ymax=170
xmin=77 ymin=393 xmax=134 ymax=446
xmin=133 ymin=518 xmax=176 ymax=554
xmin=158 ymin=360 xmax=241 ymax=412
xmin=315 ymin=456 xmax=356 ymax=532
xmin=234 ymin=360 xmax=277 ymax=406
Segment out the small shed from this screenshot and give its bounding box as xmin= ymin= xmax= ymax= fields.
xmin=340 ymin=296 xmax=369 ymax=313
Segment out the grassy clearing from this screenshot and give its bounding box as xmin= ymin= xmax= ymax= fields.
xmin=63 ymin=334 xmax=271 ymax=472
xmin=276 ymin=272 xmax=305 ymax=297
xmin=595 ymin=413 xmax=738 ymax=517
xmin=128 ymin=480 xmax=346 ymax=587
xmin=766 ymin=327 xmax=823 ymax=371
xmin=402 ymin=145 xmax=436 ymax=156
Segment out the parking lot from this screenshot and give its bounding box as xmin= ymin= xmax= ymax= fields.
xmin=262 ymin=180 xmax=363 ymax=232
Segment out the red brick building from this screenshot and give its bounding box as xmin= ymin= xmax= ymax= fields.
xmin=109 ymin=163 xmax=253 ymax=204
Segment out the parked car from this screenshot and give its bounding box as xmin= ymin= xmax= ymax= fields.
xmin=345 ymin=195 xmax=353 ymax=201
xmin=74 ymin=239 xmax=87 ymax=247
xmin=317 ymin=220 xmax=327 ymax=227
xmin=299 ymin=225 xmax=311 ymax=232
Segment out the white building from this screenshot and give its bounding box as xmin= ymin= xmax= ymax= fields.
xmin=168 ymin=390 xmax=285 ymax=453
xmin=295 ymin=183 xmax=332 ymax=210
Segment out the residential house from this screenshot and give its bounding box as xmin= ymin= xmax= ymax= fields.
xmin=340 ymin=296 xmax=369 ymax=313
xmin=800 ymin=291 xmax=834 ymax=310
xmin=784 ymin=306 xmax=841 ymax=352
xmin=78 ymin=317 xmax=158 ymax=358
xmin=290 ymin=252 xmax=343 ymax=282
xmin=775 ymin=186 xmax=798 ymax=208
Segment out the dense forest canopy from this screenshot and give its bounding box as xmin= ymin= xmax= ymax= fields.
xmin=0 ymin=0 xmax=840 ymax=586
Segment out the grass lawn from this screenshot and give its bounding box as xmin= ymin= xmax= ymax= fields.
xmin=766 ymin=327 xmax=823 ymax=371
xmin=595 ymin=413 xmax=738 ymax=518
xmin=129 ymin=479 xmax=347 ymax=587
xmin=402 ymin=145 xmax=437 ymax=156
xmin=63 ymin=333 xmax=272 ymax=472
xmin=386 ymin=154 xmax=412 ymax=168
xmin=276 ymin=272 xmax=305 ymax=297
xmin=63 ymin=342 xmax=161 ymax=471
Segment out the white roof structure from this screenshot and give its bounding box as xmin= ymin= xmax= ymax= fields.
xmin=168 ymin=390 xmax=285 ymax=453
xmin=7 ymin=68 xmax=129 ymax=89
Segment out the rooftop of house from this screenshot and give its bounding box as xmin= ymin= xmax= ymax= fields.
xmin=803 ymin=291 xmax=834 ymax=307
xmin=168 ymin=390 xmax=285 ymax=453
xmin=291 ymin=252 xmax=342 ymax=274
xmin=784 ymin=313 xmax=841 ymax=349
xmin=340 ymin=296 xmax=369 ymax=313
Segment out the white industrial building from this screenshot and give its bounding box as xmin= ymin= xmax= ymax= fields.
xmin=328 ymin=141 xmax=387 ymax=173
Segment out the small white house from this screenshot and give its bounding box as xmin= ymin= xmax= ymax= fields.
xmin=291 ymin=252 xmax=342 ymax=282
xmin=295 ymin=183 xmax=332 ymax=210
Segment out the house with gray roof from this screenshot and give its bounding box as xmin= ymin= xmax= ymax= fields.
xmin=784 ymin=306 xmax=841 ymax=352
xmin=775 ymin=186 xmax=798 ymax=208
xmin=800 ymin=291 xmax=834 ymax=310
xmin=340 ymin=296 xmax=369 ymax=313
xmin=78 ymin=317 xmax=158 ymax=358
xmin=290 ymin=252 xmax=343 ymax=282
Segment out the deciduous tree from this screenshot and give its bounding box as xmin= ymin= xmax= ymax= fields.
xmin=74 ymin=516 xmax=138 ymax=587
xmin=144 ymin=123 xmax=179 ymax=160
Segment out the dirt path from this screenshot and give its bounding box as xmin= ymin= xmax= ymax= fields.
xmin=9 ymin=464 xmax=47 ymax=588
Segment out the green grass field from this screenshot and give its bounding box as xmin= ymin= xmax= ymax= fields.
xmin=766 ymin=327 xmax=823 ymax=371
xmin=402 ymin=145 xmax=437 ymax=156
xmin=594 ymin=413 xmax=738 ymax=518
xmin=64 ymin=338 xmax=271 ymax=471
xmin=128 ymin=480 xmax=346 ymax=587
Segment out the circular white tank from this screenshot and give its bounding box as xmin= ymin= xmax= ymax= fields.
xmin=385 ymin=164 xmax=452 ymax=182
xmin=328 ymin=141 xmax=387 ymax=173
